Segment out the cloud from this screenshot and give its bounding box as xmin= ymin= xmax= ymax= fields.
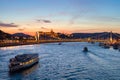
xmin=41 ymin=27 xmax=49 ymax=30
xmin=69 ymin=14 xmax=81 ymax=25
xmin=0 ymin=22 xmax=18 ymax=27
xmin=43 ymin=20 xmax=51 ymax=23
xmin=36 ymin=19 xmax=51 ymax=23
xmin=90 ymin=16 xmax=120 ymax=22
xmin=18 ymin=27 xmax=25 ymax=31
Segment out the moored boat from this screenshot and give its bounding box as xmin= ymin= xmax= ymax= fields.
xmin=113 ymin=44 xmax=119 ymax=49
xmin=9 ymin=53 xmax=39 ymax=72
xmin=99 ymin=42 xmax=104 ymax=46
xmin=91 ymin=41 xmax=95 ymax=44
xmin=104 ymin=44 xmax=110 ymax=49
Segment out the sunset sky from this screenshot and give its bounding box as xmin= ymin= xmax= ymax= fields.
xmin=0 ymin=0 xmax=120 ymax=35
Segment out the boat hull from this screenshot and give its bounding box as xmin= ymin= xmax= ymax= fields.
xmin=9 ymin=57 xmax=39 ymax=72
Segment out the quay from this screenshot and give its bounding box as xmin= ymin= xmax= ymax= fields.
xmin=0 ymin=39 xmax=120 ymax=47
xmin=0 ymin=39 xmax=86 ymax=47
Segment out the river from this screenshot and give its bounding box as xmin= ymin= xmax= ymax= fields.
xmin=0 ymin=42 xmax=120 ymax=80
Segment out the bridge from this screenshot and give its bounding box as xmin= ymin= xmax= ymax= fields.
xmin=35 ymin=31 xmax=120 ymax=44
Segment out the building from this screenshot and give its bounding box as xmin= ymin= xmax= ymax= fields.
xmin=35 ymin=29 xmax=59 ymax=41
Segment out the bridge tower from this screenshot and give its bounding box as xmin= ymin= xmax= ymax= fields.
xmin=110 ymin=31 xmax=113 ymax=44
xmin=35 ymin=31 xmax=40 ymax=41
xmin=87 ymin=37 xmax=91 ymax=42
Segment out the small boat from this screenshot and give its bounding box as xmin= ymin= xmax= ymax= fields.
xmin=9 ymin=53 xmax=39 ymax=72
xmin=91 ymin=41 xmax=95 ymax=44
xmin=58 ymin=42 xmax=62 ymax=45
xmin=99 ymin=42 xmax=104 ymax=46
xmin=113 ymin=44 xmax=119 ymax=49
xmin=83 ymin=47 xmax=88 ymax=52
xmin=104 ymin=44 xmax=110 ymax=49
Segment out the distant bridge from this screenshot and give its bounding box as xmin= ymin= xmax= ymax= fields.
xmin=35 ymin=31 xmax=120 ymax=44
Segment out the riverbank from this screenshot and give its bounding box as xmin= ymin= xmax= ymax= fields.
xmin=0 ymin=39 xmax=83 ymax=47
xmin=1 ymin=39 xmax=118 ymax=48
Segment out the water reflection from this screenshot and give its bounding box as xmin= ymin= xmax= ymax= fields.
xmin=0 ymin=46 xmax=16 ymax=50
xmin=0 ymin=45 xmax=34 ymax=51
xmin=9 ymin=63 xmax=39 ymax=77
xmin=22 ymin=63 xmax=39 ymax=76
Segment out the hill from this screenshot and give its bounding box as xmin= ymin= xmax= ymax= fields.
xmin=0 ymin=30 xmax=12 ymax=40
xmin=71 ymin=32 xmax=120 ymax=39
xmin=12 ymin=33 xmax=32 ymax=38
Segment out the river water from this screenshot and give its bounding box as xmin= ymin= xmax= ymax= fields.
xmin=0 ymin=42 xmax=120 ymax=80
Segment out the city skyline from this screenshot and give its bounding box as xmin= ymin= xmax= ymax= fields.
xmin=0 ymin=0 xmax=120 ymax=35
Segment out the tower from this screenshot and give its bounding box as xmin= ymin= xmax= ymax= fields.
xmin=110 ymin=31 xmax=113 ymax=44
xmin=35 ymin=31 xmax=40 ymax=41
xmin=50 ymin=29 xmax=54 ymax=34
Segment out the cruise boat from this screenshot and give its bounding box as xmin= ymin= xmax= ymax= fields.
xmin=9 ymin=54 xmax=39 ymax=72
